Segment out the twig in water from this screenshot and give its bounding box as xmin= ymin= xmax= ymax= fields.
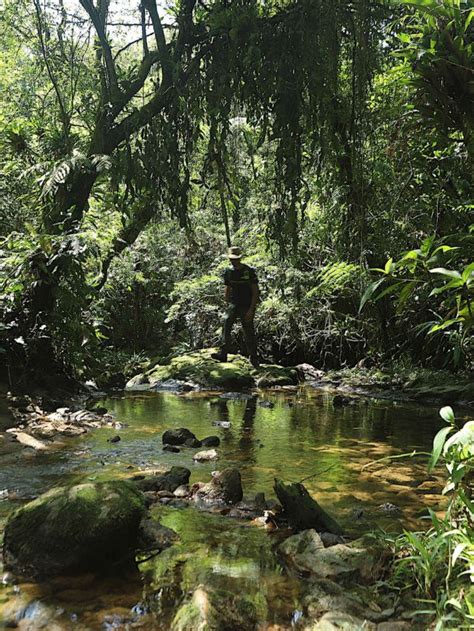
xmin=360 ymin=450 xmax=432 ymax=473
xmin=298 ymin=465 xmax=337 ymax=485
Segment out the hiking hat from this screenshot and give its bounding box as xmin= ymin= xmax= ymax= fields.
xmin=228 ymin=246 xmax=242 ymax=259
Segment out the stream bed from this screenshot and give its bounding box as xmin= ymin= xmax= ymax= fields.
xmin=0 ymin=387 xmax=456 ymax=629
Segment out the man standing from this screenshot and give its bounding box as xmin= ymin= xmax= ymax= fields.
xmin=212 ymin=246 xmax=260 ymax=367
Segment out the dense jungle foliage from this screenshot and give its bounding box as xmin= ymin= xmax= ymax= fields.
xmin=0 ymin=0 xmax=472 ymax=389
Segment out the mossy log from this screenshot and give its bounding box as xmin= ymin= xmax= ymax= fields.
xmin=274 ymin=479 xmax=344 ymax=535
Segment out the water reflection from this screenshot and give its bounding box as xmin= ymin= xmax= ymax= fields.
xmin=0 ymin=388 xmax=452 ymax=630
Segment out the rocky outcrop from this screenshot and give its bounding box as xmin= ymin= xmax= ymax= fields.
xmin=126 ymin=349 xmax=305 ymax=391
xmin=128 ymin=349 xmax=255 ymax=390
xmin=254 ymin=364 xmax=298 ymax=387
xmin=3 ymin=480 xmax=146 ymax=579
xmin=192 ymin=468 xmax=243 ymax=505
xmin=6 ymin=397 xmax=115 ymax=444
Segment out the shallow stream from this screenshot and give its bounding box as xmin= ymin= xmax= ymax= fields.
xmin=0 ymin=388 xmax=456 ymax=629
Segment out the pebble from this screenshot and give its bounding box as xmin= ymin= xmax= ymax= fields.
xmin=107 ymin=435 xmax=121 ymax=443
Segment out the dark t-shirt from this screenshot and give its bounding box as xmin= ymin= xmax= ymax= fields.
xmin=224 ymin=264 xmax=258 ymax=308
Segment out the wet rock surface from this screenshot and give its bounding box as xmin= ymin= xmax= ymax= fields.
xmin=162 ymin=427 xmax=199 ymax=446
xmin=138 ymin=519 xmax=179 ymax=551
xmin=171 ymin=584 xmax=259 ymax=631
xmin=3 ymin=480 xmax=146 ymax=579
xmin=133 ymin=466 xmax=191 ymax=493
xmin=192 ymin=468 xmax=243 ymax=505
xmin=279 ymin=530 xmax=382 ymax=582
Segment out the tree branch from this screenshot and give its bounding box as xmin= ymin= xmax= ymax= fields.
xmin=111 ymin=51 xmax=160 ymax=117
xmin=33 ymin=0 xmax=71 ymax=142
xmin=79 ymin=0 xmax=119 ymax=99
xmin=143 ymin=0 xmax=173 ymax=87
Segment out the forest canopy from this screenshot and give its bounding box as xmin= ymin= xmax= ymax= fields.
xmin=0 ymin=0 xmax=472 ymax=387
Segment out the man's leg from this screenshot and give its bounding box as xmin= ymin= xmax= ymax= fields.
xmin=212 ymin=305 xmax=237 ymax=361
xmin=241 ymin=315 xmax=259 ymax=367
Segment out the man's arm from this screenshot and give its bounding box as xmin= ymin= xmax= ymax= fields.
xmin=224 ymin=285 xmax=231 ymax=303
xmin=245 ymin=282 xmax=259 ymax=321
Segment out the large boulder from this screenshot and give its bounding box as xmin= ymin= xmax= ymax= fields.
xmin=135 ymin=349 xmax=255 ymax=390
xmin=3 ymin=480 xmax=146 ymax=579
xmin=127 ymin=348 xmax=306 ymax=391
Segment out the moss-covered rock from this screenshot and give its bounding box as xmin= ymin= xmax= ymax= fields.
xmin=149 ymin=349 xmax=255 ymax=389
xmin=255 ymin=364 xmax=297 ymax=387
xmin=3 ymin=480 xmax=146 ymax=579
xmin=127 ymin=349 xmax=301 ymax=391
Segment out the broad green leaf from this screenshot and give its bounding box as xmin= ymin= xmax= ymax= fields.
xmin=375 ymin=281 xmax=405 ymax=302
xmin=359 ymin=277 xmax=385 ymax=312
xmin=452 ymin=542 xmax=467 ymax=565
xmin=400 ymin=249 xmax=420 ymax=262
xmin=428 ymin=318 xmax=463 ymax=333
xmin=428 ymin=425 xmax=453 ymax=472
xmin=439 ymin=406 xmax=455 ymax=423
xmin=462 ymin=262 xmax=474 ymax=283
xmin=384 ymin=257 xmax=393 ymax=274
xmin=429 ymin=279 xmax=463 ymax=296
xmin=443 ymin=421 xmax=474 ymax=459
xmin=466 ymin=10 xmax=474 ymax=31
xmin=431 ymin=245 xmax=458 ymax=255
xmin=429 ymin=267 xmax=462 ymax=279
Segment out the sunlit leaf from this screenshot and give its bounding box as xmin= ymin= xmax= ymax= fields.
xmin=439 ymin=406 xmax=455 ymax=423
xmin=428 ymin=425 xmax=453 ymax=472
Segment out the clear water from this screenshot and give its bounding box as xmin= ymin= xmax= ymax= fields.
xmin=0 ymin=388 xmax=453 ymax=629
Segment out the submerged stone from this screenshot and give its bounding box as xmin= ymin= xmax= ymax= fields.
xmin=171 ymin=585 xmax=259 ymax=631
xmin=201 ymin=435 xmax=220 ymax=447
xmin=139 ymin=519 xmax=178 ymax=551
xmin=279 ymin=530 xmax=382 ymax=582
xmin=3 ymin=480 xmax=146 ymax=579
xmin=134 ymin=466 xmax=191 ymax=493
xmin=162 ymin=428 xmax=198 ymax=446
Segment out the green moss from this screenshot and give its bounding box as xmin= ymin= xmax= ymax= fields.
xmin=147 ymin=349 xmax=255 ymax=389
xmin=255 ymin=364 xmax=297 ymax=387
xmin=171 ymin=586 xmax=259 ymax=631
xmin=4 ymin=480 xmax=146 ymax=578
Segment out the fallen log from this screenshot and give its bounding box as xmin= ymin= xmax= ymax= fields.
xmin=274 ymin=479 xmax=344 ymax=535
xmin=9 ymin=431 xmax=47 ymax=451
